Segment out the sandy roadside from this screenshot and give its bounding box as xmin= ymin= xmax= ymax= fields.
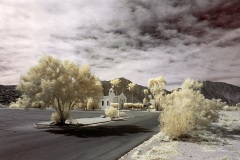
xmin=120 ymin=110 xmax=240 ymax=160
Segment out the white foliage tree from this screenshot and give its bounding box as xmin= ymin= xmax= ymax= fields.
xmin=15 ymin=55 xmax=103 ymax=125
xmin=148 ymin=76 xmax=166 ymax=110
xmin=87 ymin=97 xmax=99 ymax=111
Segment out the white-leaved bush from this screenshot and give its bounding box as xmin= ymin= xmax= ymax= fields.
xmin=119 ymin=111 xmax=127 ymax=117
xmin=105 ymin=106 xmax=117 ymax=120
xmin=0 ymin=103 xmax=5 ymax=108
xmin=110 ymin=103 xmax=119 ymax=108
xmin=86 ymin=98 xmax=99 ymax=111
xmin=12 ymin=55 xmax=103 ymax=125
xmin=148 ymin=77 xmax=223 ymax=139
xmin=124 ymin=103 xmax=133 ymax=109
xmin=9 ymin=95 xmax=30 ymax=109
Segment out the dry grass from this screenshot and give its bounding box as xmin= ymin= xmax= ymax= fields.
xmin=160 ymin=108 xmax=195 ymax=139
xmin=149 ymin=78 xmax=223 ymax=139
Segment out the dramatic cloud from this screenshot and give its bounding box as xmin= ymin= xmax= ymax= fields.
xmin=0 ymin=0 xmax=239 ymax=89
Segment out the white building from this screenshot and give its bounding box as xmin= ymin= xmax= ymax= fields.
xmin=99 ymin=87 xmax=127 ymax=110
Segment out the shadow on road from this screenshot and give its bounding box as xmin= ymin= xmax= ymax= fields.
xmin=45 ymin=125 xmax=151 ymax=138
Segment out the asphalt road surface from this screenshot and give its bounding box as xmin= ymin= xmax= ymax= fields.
xmin=0 ymin=108 xmax=159 ymax=160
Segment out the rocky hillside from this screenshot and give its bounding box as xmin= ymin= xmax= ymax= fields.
xmin=0 ymin=85 xmax=21 ymax=105
xmin=201 ymin=81 xmax=240 ymax=105
xmin=0 ymin=79 xmax=240 ymax=106
xmin=0 ymin=78 xmax=149 ymax=105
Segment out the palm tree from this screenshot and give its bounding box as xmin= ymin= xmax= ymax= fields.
xmin=143 ymin=89 xmax=149 ymax=108
xmin=110 ymin=78 xmax=121 ymax=117
xmin=127 ymin=82 xmax=136 ymax=103
xmin=110 ymin=78 xmax=121 ymax=97
xmin=144 ymin=89 xmax=148 ymax=98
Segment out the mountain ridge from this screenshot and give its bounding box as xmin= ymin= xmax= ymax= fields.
xmin=0 ymin=78 xmax=240 ymax=106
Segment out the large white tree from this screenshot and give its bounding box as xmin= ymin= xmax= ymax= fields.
xmin=16 ymin=55 xmax=103 ymax=125
xmin=148 ymin=76 xmax=166 ymax=110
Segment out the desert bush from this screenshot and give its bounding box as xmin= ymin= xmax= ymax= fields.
xmin=149 ymin=105 xmax=155 ymax=109
xmin=9 ymin=102 xmax=20 ymax=108
xmin=222 ymin=105 xmax=238 ymax=111
xmin=74 ymin=102 xmax=87 ymax=110
xmin=160 ymin=106 xmax=195 ymax=139
xmin=0 ymin=103 xmax=5 ymax=108
xmin=105 ymin=106 xmax=117 ymax=120
xmin=87 ymin=98 xmax=99 ymax=110
xmin=133 ymin=103 xmax=144 ymax=109
xmin=150 ymin=99 xmax=162 ymax=111
xmin=124 ymin=103 xmax=133 ymax=109
xmin=143 ymin=98 xmax=148 ymax=105
xmin=149 ymin=77 xmax=222 ymax=139
xmin=9 ymin=96 xmax=31 ymax=109
xmin=110 ymin=103 xmax=119 ymax=108
xmin=123 ymin=103 xmax=143 ymax=110
xmin=119 ymin=111 xmax=127 ymax=117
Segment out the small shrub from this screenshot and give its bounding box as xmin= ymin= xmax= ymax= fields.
xmin=74 ymin=102 xmax=86 ymax=110
xmin=105 ymin=106 xmax=117 ymax=120
xmin=160 ymin=108 xmax=195 ymax=139
xmin=134 ymin=103 xmax=143 ymax=109
xmin=87 ymin=98 xmax=99 ymax=110
xmin=119 ymin=111 xmax=127 ymax=117
xmin=9 ymin=96 xmax=31 ymax=109
xmin=149 ymin=77 xmax=223 ymax=139
xmin=124 ymin=103 xmax=133 ymax=109
xmin=110 ymin=103 xmax=119 ymax=108
xmin=149 ymin=105 xmax=155 ymax=109
xmin=0 ymin=103 xmax=5 ymax=108
xmin=222 ymin=105 xmax=238 ymax=111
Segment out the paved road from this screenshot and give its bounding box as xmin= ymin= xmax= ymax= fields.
xmin=0 ymin=108 xmax=159 ymax=160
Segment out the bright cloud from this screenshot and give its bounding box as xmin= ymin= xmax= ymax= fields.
xmin=0 ymin=0 xmax=239 ymax=89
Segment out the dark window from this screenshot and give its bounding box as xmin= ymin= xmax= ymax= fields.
xmin=102 ymin=101 xmax=104 ymax=106
xmin=107 ymin=101 xmax=109 ymax=105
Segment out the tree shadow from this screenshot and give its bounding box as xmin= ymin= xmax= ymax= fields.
xmin=207 ymin=125 xmax=240 ymax=140
xmin=44 ymin=125 xmax=151 ymax=138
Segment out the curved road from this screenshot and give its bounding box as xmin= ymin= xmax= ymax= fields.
xmin=0 ymin=109 xmax=159 ymax=160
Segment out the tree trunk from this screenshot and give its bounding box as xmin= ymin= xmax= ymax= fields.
xmin=56 ymin=110 xmax=67 ymax=125
xmin=57 ymin=114 xmax=66 ymax=126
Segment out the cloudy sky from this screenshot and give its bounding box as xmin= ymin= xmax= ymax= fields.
xmin=0 ymin=0 xmax=239 ymax=89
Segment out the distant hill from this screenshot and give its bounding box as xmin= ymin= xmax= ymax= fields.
xmin=0 ymin=85 xmax=21 ymax=105
xmin=201 ymin=81 xmax=240 ymax=105
xmin=0 ymin=78 xmax=149 ymax=105
xmin=0 ymin=79 xmax=240 ymax=106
